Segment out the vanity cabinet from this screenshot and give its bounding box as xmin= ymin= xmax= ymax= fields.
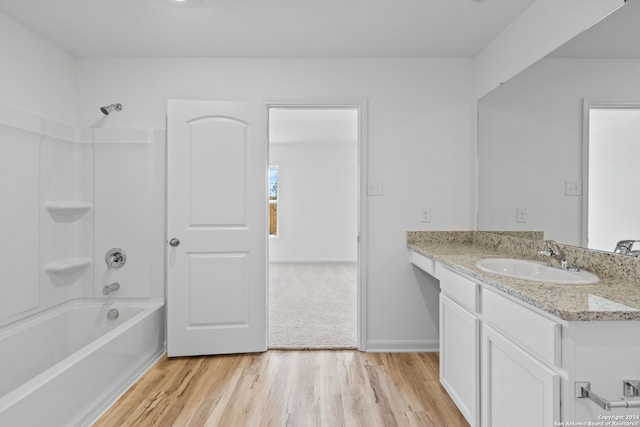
xmin=440 ymin=293 xmax=480 ymax=426
xmin=412 ymin=251 xmax=561 ymax=427
xmin=437 ymin=264 xmax=560 ymax=427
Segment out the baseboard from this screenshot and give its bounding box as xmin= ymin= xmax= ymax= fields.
xmin=364 ymin=339 xmax=439 ymax=352
xmin=269 ymin=258 xmax=357 ymax=263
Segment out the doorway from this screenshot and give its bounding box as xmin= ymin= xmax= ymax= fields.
xmin=267 ymin=106 xmax=361 ymax=349
xmin=584 ymin=101 xmax=640 ymax=252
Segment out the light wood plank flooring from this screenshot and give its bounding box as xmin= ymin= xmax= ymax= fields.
xmin=94 ymin=351 xmax=469 ymax=427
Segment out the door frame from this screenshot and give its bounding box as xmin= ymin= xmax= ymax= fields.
xmin=581 ymin=98 xmax=640 ymax=248
xmin=265 ymin=99 xmax=368 ymax=351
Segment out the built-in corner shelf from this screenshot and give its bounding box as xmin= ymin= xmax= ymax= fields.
xmin=45 ymin=202 xmax=92 ymax=222
xmin=45 ymin=258 xmax=92 ymax=275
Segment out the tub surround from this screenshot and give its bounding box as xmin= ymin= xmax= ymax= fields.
xmin=0 ymin=103 xmax=165 ymax=328
xmin=408 ymin=231 xmax=640 ymax=321
xmin=0 ymin=103 xmax=166 ymax=425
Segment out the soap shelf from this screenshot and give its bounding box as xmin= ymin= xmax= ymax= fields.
xmin=45 ymin=258 xmax=92 ymax=275
xmin=45 ymin=202 xmax=92 ymax=222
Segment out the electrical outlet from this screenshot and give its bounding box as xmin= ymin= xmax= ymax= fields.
xmin=565 ymin=181 xmax=581 ymax=196
xmin=516 ymin=207 xmax=528 ymax=223
xmin=421 ymin=208 xmax=431 ymax=223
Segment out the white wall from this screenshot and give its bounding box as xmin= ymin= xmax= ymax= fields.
xmin=0 ymin=13 xmax=81 ymax=326
xmin=269 ymin=141 xmax=357 ymax=262
xmin=76 ymin=57 xmax=477 ymax=350
xmin=478 ymin=58 xmax=640 ymax=246
xmin=0 ymin=11 xmax=76 ymax=124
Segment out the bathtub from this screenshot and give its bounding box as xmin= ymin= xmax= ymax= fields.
xmin=0 ymin=299 xmax=165 ymax=426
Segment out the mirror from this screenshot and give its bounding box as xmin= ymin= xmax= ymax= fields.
xmin=477 ymin=0 xmax=640 ymax=251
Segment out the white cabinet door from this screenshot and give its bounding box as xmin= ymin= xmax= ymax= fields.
xmin=440 ymin=294 xmax=480 ymax=427
xmin=481 ymin=324 xmax=560 ymax=427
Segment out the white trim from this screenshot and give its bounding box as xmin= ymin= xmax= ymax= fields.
xmin=268 ymin=259 xmax=358 ymax=263
xmin=365 ymin=339 xmax=439 ymax=353
xmin=357 ymin=101 xmax=369 ymax=352
xmin=265 ymin=98 xmax=368 ymax=352
xmin=269 ymin=139 xmax=356 ymax=145
xmin=581 ymin=98 xmax=640 ymax=247
xmin=581 ymin=99 xmax=590 ymax=248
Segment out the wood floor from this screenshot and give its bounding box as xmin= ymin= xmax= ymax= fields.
xmin=94 ymin=351 xmax=469 ymax=427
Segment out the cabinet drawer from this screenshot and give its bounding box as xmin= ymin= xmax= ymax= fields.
xmin=436 ymin=264 xmax=478 ymax=312
xmin=410 ymin=250 xmax=435 ymax=275
xmin=482 ymin=289 xmax=560 ymax=366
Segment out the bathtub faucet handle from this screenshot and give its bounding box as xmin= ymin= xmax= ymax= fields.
xmin=105 ymin=248 xmax=126 ymax=268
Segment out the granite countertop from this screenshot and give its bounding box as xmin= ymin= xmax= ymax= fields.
xmin=408 ymin=235 xmax=640 ymax=322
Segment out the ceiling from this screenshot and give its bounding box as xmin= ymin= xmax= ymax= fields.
xmin=0 ymin=0 xmax=537 ymax=57
xmin=549 ymin=0 xmax=640 ymax=59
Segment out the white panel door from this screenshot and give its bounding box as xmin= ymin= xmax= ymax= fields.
xmin=167 ymin=100 xmax=267 ymax=357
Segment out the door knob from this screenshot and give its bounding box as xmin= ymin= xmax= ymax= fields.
xmin=169 ymin=238 xmax=180 ymax=247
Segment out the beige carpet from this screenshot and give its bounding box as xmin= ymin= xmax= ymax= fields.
xmin=269 ymin=262 xmax=357 ymax=349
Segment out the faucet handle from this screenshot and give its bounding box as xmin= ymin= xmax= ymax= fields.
xmin=614 ymin=240 xmax=640 ymax=255
xmin=560 ymin=260 xmax=580 ymax=271
xmin=105 ymin=248 xmax=126 ymax=268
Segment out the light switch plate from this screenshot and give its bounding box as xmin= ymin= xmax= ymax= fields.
xmin=565 ymin=181 xmax=581 ymax=196
xmin=368 ymin=181 xmax=383 ymax=196
xmin=516 ymin=207 xmax=528 ymax=223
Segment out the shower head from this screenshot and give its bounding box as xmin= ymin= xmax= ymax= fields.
xmin=100 ymin=103 xmax=123 ymax=115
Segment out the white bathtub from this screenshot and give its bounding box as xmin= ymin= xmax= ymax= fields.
xmin=0 ymin=299 xmax=165 ymax=426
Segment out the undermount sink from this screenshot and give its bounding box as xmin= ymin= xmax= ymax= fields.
xmin=476 ymin=258 xmax=599 ymax=284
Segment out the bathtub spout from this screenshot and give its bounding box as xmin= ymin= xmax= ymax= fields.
xmin=103 ymin=282 xmax=120 ymax=296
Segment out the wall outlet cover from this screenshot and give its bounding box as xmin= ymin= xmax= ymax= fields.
xmin=565 ymin=181 xmax=581 ymax=196
xmin=421 ymin=208 xmax=431 ymax=223
xmin=367 ymin=181 xmax=383 ymax=196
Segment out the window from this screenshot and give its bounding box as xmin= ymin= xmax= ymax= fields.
xmin=269 ymin=166 xmax=279 ymax=236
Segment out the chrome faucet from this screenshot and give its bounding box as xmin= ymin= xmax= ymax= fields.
xmin=103 ymin=282 xmax=120 ymax=295
xmin=614 ymin=240 xmax=640 ymax=256
xmin=539 ymin=240 xmax=577 ymax=270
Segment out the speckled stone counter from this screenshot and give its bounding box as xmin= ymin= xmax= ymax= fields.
xmin=407 ymin=231 xmax=640 ymax=321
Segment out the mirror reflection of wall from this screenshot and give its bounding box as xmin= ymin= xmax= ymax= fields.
xmin=587 ymin=106 xmax=640 ymax=253
xmin=477 ymin=1 xmax=640 ymax=251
